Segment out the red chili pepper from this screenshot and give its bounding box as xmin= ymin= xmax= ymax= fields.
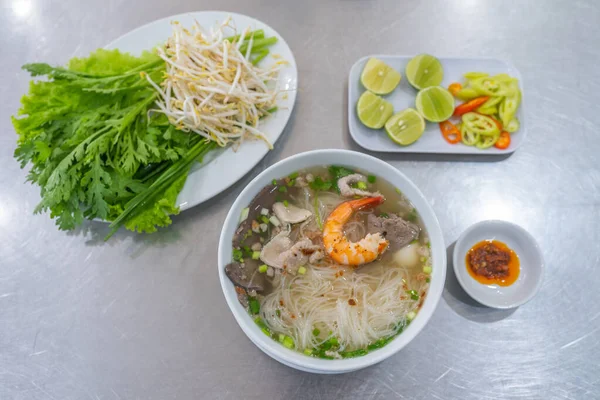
xmin=494 ymin=131 xmax=511 ymax=149
xmin=439 ymin=121 xmax=461 ymax=144
xmin=454 ymin=96 xmax=490 ymax=117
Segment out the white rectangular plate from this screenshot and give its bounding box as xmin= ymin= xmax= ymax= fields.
xmin=348 ymin=55 xmax=525 ymax=154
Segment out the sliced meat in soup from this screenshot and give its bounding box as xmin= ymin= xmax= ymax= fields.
xmin=367 ymin=214 xmax=419 ymax=251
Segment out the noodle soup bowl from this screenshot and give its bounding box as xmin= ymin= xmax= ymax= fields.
xmin=218 ymin=149 xmax=446 ymax=373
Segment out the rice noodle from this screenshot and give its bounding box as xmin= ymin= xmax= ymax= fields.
xmin=260 ymin=262 xmax=425 ymax=351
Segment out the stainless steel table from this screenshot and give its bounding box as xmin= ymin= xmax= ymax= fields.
xmin=2 ymin=0 xmax=599 ymax=399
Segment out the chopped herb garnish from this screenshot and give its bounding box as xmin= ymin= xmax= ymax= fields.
xmin=356 ymin=181 xmax=368 ymax=190
xmin=288 ymin=172 xmax=299 ymax=180
xmin=272 ymin=179 xmax=277 ymax=186
xmin=232 ymin=248 xmax=244 ymax=262
xmin=395 ymin=188 xmax=402 ymax=194
xmin=426 ymin=278 xmax=431 ymax=283
xmin=241 ymin=230 xmax=253 ymax=243
xmin=312 ymin=328 xmax=320 ymax=336
xmin=287 ymin=179 xmax=295 ymax=187
xmin=278 ymin=186 xmax=287 ymax=193
xmin=283 ymin=200 xmax=289 ymax=207
xmin=380 ymin=212 xmax=389 ymax=218
xmin=248 ymin=297 xmax=260 ymax=314
xmin=340 ymin=349 xmax=368 ymax=358
xmin=406 ymin=208 xmax=418 ymax=222
xmin=309 ymin=176 xmax=332 ymax=191
xmin=407 ymin=290 xmax=419 ymax=301
xmin=276 ymin=309 xmax=281 ymax=317
xmin=367 ymin=175 xmax=376 ymax=183
xmin=329 ymin=165 xmax=355 ymax=192
xmin=261 ymin=215 xmax=270 ymax=224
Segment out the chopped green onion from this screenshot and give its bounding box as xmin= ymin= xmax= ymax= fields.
xmin=410 ymin=239 xmax=419 ymax=244
xmin=260 ymin=215 xmax=270 ymax=224
xmin=303 ymin=348 xmax=313 ymax=356
xmin=232 ymin=249 xmax=243 ymax=262
xmin=239 ymin=207 xmax=249 ymax=223
xmin=407 ymin=290 xmax=419 ymax=301
xmin=380 ymin=212 xmax=389 ymax=218
xmin=278 ymin=333 xmax=285 ymax=343
xmin=278 ymin=186 xmax=287 ymax=193
xmin=423 ymin=266 xmax=432 ymax=274
xmin=407 ymin=311 xmax=416 ymax=321
xmin=426 ymin=278 xmax=431 ymax=283
xmin=254 ymin=317 xmax=271 ymax=336
xmin=329 ymin=337 xmax=339 ymax=346
xmin=357 ymin=181 xmax=368 ymax=190
xmin=283 ymin=200 xmax=289 ymax=207
xmin=287 ymin=179 xmax=295 ymax=187
xmin=251 ymin=49 xmax=269 ymax=65
xmin=341 ymin=349 xmax=368 ymax=358
xmin=298 ymin=266 xmax=307 ymax=275
xmin=252 ymin=251 xmax=261 ymax=260
xmin=420 ymin=256 xmax=426 ymax=262
xmin=395 ymin=188 xmax=402 ymax=194
xmin=282 ymin=335 xmax=294 ymax=349
xmin=312 ymin=328 xmax=320 ymax=336
xmin=276 ymin=309 xmax=281 ymax=317
xmin=367 ymin=175 xmax=377 ymax=183
xmin=258 ymin=264 xmax=268 ymax=273
xmin=288 ymin=172 xmax=299 ymax=180
xmin=272 ymin=179 xmax=277 ymax=186
xmin=248 ymin=297 xmax=260 ymax=314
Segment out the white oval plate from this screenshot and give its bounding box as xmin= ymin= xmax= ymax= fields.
xmin=348 ymin=55 xmax=525 ymax=154
xmin=453 ymin=220 xmax=544 ymax=309
xmin=105 ymin=11 xmax=298 ymax=210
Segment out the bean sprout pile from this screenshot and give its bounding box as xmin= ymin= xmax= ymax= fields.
xmin=146 ymin=17 xmax=285 ymax=148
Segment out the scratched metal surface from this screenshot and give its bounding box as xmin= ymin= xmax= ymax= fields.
xmin=1 ymin=0 xmax=599 ymax=398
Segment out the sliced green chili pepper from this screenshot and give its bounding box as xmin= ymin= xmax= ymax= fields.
xmin=475 ymin=131 xmax=501 ymax=149
xmin=462 ymin=112 xmax=501 ymax=136
xmin=505 ymin=118 xmax=520 ymax=133
xmin=499 ymin=93 xmax=520 ymax=127
xmin=461 ymin=122 xmax=480 ymax=146
xmin=455 ymin=87 xmax=480 ymax=101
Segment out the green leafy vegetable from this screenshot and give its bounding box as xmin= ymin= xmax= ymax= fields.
xmin=13 ymin=49 xmax=214 ymax=236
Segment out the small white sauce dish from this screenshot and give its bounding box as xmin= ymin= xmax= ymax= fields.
xmin=453 ymin=220 xmax=544 ymax=309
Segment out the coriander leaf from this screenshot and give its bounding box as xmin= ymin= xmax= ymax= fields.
xmin=309 ymin=177 xmax=332 ymax=191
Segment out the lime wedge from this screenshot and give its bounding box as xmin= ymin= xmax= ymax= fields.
xmin=385 ymin=108 xmax=425 ymax=146
xmin=415 ymin=86 xmax=455 ymax=122
xmin=405 ymin=54 xmax=444 ymax=90
xmin=360 ymin=58 xmax=402 ymax=95
xmin=357 ymin=91 xmax=394 ymax=129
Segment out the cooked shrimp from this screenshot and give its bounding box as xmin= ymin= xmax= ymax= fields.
xmin=322 ymin=197 xmax=389 ymax=266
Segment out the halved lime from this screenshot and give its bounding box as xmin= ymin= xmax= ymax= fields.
xmin=360 ymin=58 xmax=402 ymax=95
xmin=357 ymin=91 xmax=394 ymax=129
xmin=405 ymin=54 xmax=444 ymax=90
xmin=385 ymin=108 xmax=425 ymax=146
xmin=415 ymin=86 xmax=454 ymax=122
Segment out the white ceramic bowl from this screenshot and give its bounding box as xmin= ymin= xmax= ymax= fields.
xmin=218 ymin=149 xmax=446 ymax=373
xmin=453 ymin=220 xmax=544 ymax=309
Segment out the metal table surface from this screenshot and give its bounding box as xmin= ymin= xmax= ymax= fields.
xmin=1 ymin=0 xmax=599 ymax=399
